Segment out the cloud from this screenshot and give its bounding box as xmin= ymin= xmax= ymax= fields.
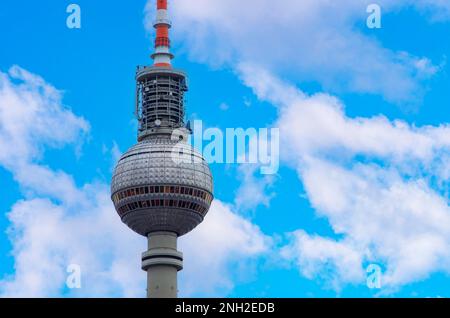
xmin=145 ymin=0 xmax=447 ymax=103
xmin=0 ymin=65 xmax=143 ymax=297
xmin=410 ymin=0 xmax=450 ymax=21
xmin=298 ymin=159 xmax=450 ymax=287
xmin=180 ymin=200 xmax=270 ymax=297
xmin=0 ymin=66 xmax=270 ymax=297
xmin=237 ymin=63 xmax=450 ymax=290
xmin=238 ymin=63 xmax=450 ymax=163
xmin=281 ymin=231 xmax=365 ymax=290
xmin=234 ymin=164 xmax=276 ymax=213
xmin=1 ymin=187 xmax=145 ymax=298
xmin=0 ymin=66 xmax=89 ymax=168
xmin=103 ymin=141 xmax=123 ymax=173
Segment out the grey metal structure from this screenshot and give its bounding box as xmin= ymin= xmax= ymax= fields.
xmin=111 ymin=138 xmax=213 ymax=237
xmin=111 ymin=0 xmax=213 ymax=298
xmin=135 ymin=67 xmax=188 ymax=141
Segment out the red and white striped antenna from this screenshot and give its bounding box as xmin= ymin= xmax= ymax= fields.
xmin=151 ymin=0 xmax=174 ymax=68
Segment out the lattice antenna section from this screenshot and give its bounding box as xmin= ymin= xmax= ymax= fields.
xmin=136 ymin=67 xmax=188 ymax=141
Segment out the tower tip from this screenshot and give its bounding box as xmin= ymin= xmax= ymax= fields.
xmin=152 ymin=0 xmax=173 ymax=68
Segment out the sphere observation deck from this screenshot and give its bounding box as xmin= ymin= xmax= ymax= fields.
xmin=111 ymin=137 xmax=214 ymax=237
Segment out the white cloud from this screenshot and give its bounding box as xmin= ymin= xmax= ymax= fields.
xmin=103 ymin=141 xmax=123 ymax=173
xmin=238 ymin=64 xmax=450 ymax=164
xmin=299 ymin=159 xmax=450 ymax=287
xmin=238 ymin=64 xmax=450 ymax=289
xmin=0 ymin=66 xmax=270 ymax=297
xmin=0 ymin=66 xmax=144 ymax=297
xmin=1 ymin=188 xmax=145 ymax=298
xmin=0 ymin=66 xmax=89 ymax=168
xmin=281 ymin=231 xmax=365 ymax=289
xmin=145 ymin=0 xmax=448 ymax=102
xmin=110 ymin=141 xmax=122 ymax=165
xmin=234 ymin=164 xmax=276 ymax=213
xmin=180 ymin=200 xmax=270 ymax=297
xmin=411 ymin=0 xmax=450 ymax=20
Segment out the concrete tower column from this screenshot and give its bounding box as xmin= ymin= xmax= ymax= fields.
xmin=141 ymin=232 xmax=183 ymax=298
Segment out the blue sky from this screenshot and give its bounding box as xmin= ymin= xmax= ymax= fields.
xmin=0 ymin=0 xmax=450 ymax=297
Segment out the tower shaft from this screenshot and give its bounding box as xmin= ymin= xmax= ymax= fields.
xmin=142 ymin=232 xmax=183 ymax=298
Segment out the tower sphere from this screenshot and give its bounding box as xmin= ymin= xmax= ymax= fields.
xmin=111 ymin=137 xmax=213 ymax=237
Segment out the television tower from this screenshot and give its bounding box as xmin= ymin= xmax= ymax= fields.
xmin=111 ymin=0 xmax=214 ymax=298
